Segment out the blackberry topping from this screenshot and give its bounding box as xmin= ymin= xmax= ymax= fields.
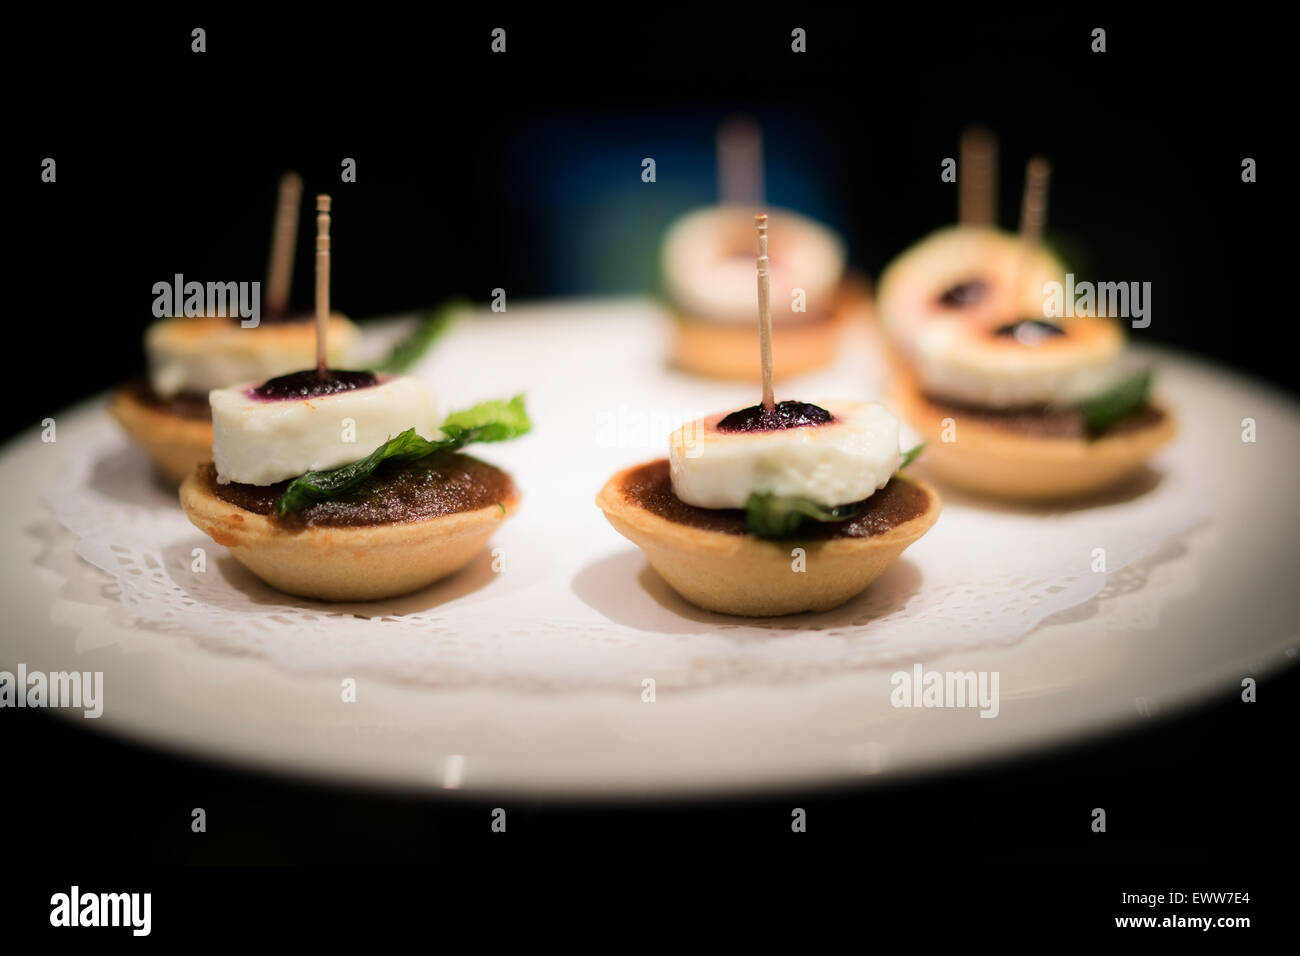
xmin=250 ymin=368 xmax=379 ymax=401
xmin=938 ymin=278 xmax=990 ymax=308
xmin=716 ymin=400 xmax=834 ymax=432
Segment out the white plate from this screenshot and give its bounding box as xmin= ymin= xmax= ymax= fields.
xmin=4 ymin=300 xmax=1297 ymax=796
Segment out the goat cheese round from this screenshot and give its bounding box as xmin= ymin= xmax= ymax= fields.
xmin=662 ymin=205 xmax=846 ymax=323
xmin=668 ymin=399 xmax=901 ymax=509
xmin=913 ymin=315 xmax=1124 ymax=408
xmin=210 ymin=374 xmax=438 ymax=485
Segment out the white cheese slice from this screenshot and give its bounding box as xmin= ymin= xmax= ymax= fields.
xmin=210 ymin=374 xmax=438 ymax=485
xmin=913 ymin=315 xmax=1124 ymax=407
xmin=662 ymin=204 xmax=846 ymax=323
xmin=669 ymin=399 xmax=901 ymax=509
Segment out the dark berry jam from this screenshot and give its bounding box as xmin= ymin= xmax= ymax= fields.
xmin=249 ymin=369 xmax=379 ymax=401
xmin=993 ymin=318 xmax=1067 ymax=343
xmin=716 ymin=400 xmax=833 ymax=432
xmin=938 ymin=278 xmax=989 ymax=308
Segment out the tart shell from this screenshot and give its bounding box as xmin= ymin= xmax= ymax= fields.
xmin=109 ymin=385 xmax=214 ymax=485
xmin=596 ymin=463 xmax=941 ymax=617
xmin=179 ymin=466 xmax=520 ymax=601
xmin=890 ymin=371 xmax=1176 ymax=501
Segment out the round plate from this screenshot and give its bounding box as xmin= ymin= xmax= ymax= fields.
xmin=4 ymin=302 xmax=1297 ymax=796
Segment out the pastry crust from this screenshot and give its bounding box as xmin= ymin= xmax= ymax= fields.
xmin=596 ymin=463 xmax=941 ymax=616
xmin=890 ymin=370 xmax=1176 ymax=500
xmin=108 ymin=385 xmax=214 ymax=485
xmin=670 ymin=314 xmax=843 ymax=381
xmin=668 ymin=274 xmax=872 ymax=381
xmin=179 ymin=466 xmax=520 ymax=601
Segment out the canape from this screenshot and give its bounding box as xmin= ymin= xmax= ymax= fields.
xmin=179 ymin=370 xmax=529 ymax=601
xmin=890 ymin=315 xmax=1174 ymax=499
xmin=603 ymin=212 xmax=939 ymax=616
xmin=598 ymin=399 xmax=939 ymax=616
xmin=876 ymin=131 xmax=1067 ymax=362
xmin=879 ymin=153 xmax=1174 ymax=500
xmin=179 ymin=193 xmax=526 ymax=601
xmin=662 ymin=204 xmax=858 ymax=381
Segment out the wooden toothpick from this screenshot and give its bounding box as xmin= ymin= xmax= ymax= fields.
xmin=1010 ymin=157 xmax=1052 ymax=316
xmin=1019 ymin=156 xmax=1051 ymax=244
xmin=265 ymin=171 xmax=302 ymax=318
xmin=755 ymin=213 xmax=774 ymax=411
xmin=959 ymin=127 xmax=997 ymax=227
xmin=315 ymin=194 xmax=331 ymax=373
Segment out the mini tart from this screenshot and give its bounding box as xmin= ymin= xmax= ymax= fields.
xmin=668 ymin=275 xmax=870 ymax=381
xmin=108 ymin=380 xmax=213 ymax=485
xmin=597 ymin=460 xmax=940 ymax=616
xmin=890 ymin=369 xmax=1176 ymax=501
xmin=179 ymin=456 xmax=519 ymax=602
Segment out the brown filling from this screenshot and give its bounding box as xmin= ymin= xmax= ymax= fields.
xmin=618 ymin=459 xmax=929 ymax=539
xmin=125 ymin=377 xmax=212 ymax=421
xmin=204 ymin=452 xmax=515 ymax=528
xmin=920 ymin=393 xmax=1165 ymax=439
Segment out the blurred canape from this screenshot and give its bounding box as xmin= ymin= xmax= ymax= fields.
xmin=879 ymin=151 xmax=1174 ymax=500
xmin=662 ymin=118 xmax=866 ymax=380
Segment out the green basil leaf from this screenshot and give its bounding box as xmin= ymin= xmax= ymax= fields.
xmin=371 ymin=300 xmax=465 ymax=374
xmin=275 ymin=394 xmax=531 ymax=517
xmin=440 ymin=393 xmax=532 ymax=440
xmin=1080 ymin=370 xmax=1152 ymax=434
xmin=899 ymin=442 xmax=926 ymax=470
xmin=744 ymin=493 xmax=863 ymax=540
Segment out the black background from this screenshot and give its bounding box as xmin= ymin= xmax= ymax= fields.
xmin=6 ymin=8 xmax=1293 ymax=938
xmin=10 ymin=10 xmax=1288 ymax=440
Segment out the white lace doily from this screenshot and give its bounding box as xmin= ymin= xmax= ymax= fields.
xmin=43 ymin=305 xmax=1212 ymax=691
